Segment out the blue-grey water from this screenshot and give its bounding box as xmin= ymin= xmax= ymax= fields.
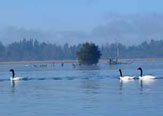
xmin=0 ymin=60 xmax=163 ymax=116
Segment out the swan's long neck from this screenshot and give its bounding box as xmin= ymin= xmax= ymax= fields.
xmin=139 ymin=69 xmax=143 ymax=77
xmin=119 ymin=69 xmax=123 ymax=77
xmin=11 ymin=70 xmax=15 ymax=78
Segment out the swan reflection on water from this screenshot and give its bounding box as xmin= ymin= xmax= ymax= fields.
xmin=10 ymin=80 xmax=21 ymax=88
xmin=10 ymin=80 xmax=16 ymax=93
xmin=139 ymin=79 xmax=156 ymax=92
xmin=10 ymin=79 xmax=22 ymax=88
xmin=119 ymin=79 xmax=135 ymax=93
xmin=10 ymin=80 xmax=15 ymax=88
xmin=119 ymin=78 xmax=155 ymax=93
xmin=139 ymin=79 xmax=155 ymax=86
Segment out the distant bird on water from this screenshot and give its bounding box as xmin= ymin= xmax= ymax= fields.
xmin=137 ymin=67 xmax=155 ymax=80
xmin=61 ymin=62 xmax=64 ymax=67
xmin=9 ymin=69 xmax=22 ymax=81
xmin=119 ymin=69 xmax=135 ymax=81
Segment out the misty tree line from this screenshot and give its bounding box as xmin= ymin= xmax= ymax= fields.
xmin=0 ymin=39 xmax=81 ymax=61
xmin=101 ymin=40 xmax=163 ymax=59
xmin=0 ymin=39 xmax=163 ymax=61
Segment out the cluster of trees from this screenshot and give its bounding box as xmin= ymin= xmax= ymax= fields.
xmin=0 ymin=39 xmax=81 ymax=61
xmin=0 ymin=39 xmax=163 ymax=61
xmin=77 ymin=43 xmax=101 ymax=65
xmin=101 ymin=40 xmax=163 ymax=59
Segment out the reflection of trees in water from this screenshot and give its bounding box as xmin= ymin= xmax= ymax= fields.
xmin=80 ymin=79 xmax=100 ymax=107
xmin=77 ymin=65 xmax=100 ymax=70
xmin=80 ymin=79 xmax=100 ymax=94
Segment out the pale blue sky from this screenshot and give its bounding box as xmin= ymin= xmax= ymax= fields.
xmin=0 ymin=0 xmax=163 ymax=45
xmin=0 ymin=0 xmax=163 ymax=31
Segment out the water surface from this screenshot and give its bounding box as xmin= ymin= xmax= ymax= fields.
xmin=0 ymin=60 xmax=163 ymax=116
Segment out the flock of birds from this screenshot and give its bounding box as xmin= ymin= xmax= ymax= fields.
xmin=119 ymin=67 xmax=155 ymax=82
xmin=9 ymin=67 xmax=156 ymax=82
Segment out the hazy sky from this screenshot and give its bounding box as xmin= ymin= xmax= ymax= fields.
xmin=0 ymin=0 xmax=163 ymax=45
xmin=0 ymin=0 xmax=162 ymax=31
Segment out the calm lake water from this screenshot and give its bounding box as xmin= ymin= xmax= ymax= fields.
xmin=0 ymin=60 xmax=163 ymax=116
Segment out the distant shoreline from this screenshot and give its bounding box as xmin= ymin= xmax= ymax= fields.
xmin=0 ymin=58 xmax=163 ymax=65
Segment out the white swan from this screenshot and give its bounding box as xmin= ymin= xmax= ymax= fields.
xmin=9 ymin=69 xmax=22 ymax=81
xmin=119 ymin=69 xmax=135 ymax=81
xmin=137 ymin=67 xmax=155 ymax=80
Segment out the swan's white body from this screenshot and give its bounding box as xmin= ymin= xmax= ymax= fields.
xmin=119 ymin=69 xmax=135 ymax=81
xmin=137 ymin=67 xmax=156 ymax=81
xmin=139 ymin=75 xmax=155 ymax=80
xmin=9 ymin=69 xmax=23 ymax=81
xmin=10 ymin=77 xmax=22 ymax=81
xmin=120 ymin=76 xmax=135 ymax=81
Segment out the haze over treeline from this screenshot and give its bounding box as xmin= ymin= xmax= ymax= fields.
xmin=1 ymin=14 xmax=163 ymax=45
xmin=0 ymin=39 xmax=163 ymax=61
